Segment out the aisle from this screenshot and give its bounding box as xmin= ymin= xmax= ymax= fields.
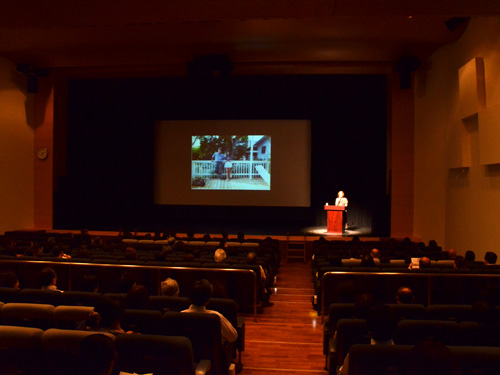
xmin=240 ymin=260 xmax=326 ymax=374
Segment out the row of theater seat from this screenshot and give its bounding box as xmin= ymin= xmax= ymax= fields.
xmin=0 ymin=325 xmax=210 ymax=375
xmin=328 ymin=318 xmax=500 ymax=374
xmin=0 ymin=301 xmax=243 ymax=375
xmin=340 ymin=344 xmax=500 ymax=375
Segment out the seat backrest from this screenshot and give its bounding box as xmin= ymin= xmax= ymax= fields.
xmin=41 ymin=328 xmax=116 ymax=375
xmin=396 ymin=319 xmax=460 ymax=345
xmin=115 ymin=334 xmax=195 ymax=375
xmin=0 ymin=325 xmax=44 ymax=375
xmin=386 ymin=304 xmax=426 ymax=320
xmin=1 ymin=303 xmax=55 ymax=330
xmin=348 ymin=344 xmax=412 ymax=375
xmin=148 ymin=295 xmax=191 ymax=311
xmin=162 ymin=311 xmax=225 ymax=375
xmin=121 ymin=309 xmax=163 ymax=334
xmin=54 ymin=305 xmax=94 ymax=330
xmin=335 ymin=319 xmax=370 ymax=366
xmin=59 ymin=291 xmax=100 ymax=307
xmin=426 ymin=304 xmax=473 ymax=322
xmin=0 ymin=287 xmax=21 ymax=303
xmin=19 ymin=288 xmax=62 ymax=305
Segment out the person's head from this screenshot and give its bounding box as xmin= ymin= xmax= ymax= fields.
xmin=127 ymin=285 xmax=149 ymax=309
xmin=161 ymin=278 xmax=180 ymax=297
xmin=94 ymin=296 xmax=124 ymax=329
xmin=214 ymin=248 xmax=227 ymax=263
xmin=396 ymin=286 xmax=415 ymax=304
xmin=465 ymin=250 xmax=476 ymax=262
xmin=118 ymin=271 xmax=137 ymax=293
xmin=485 ymin=251 xmax=498 ymax=265
xmin=190 ymin=279 xmax=213 ymax=306
xmin=81 ymin=274 xmax=99 ymax=293
xmin=40 ymin=267 xmax=57 ymax=288
xmin=447 ymin=249 xmax=457 ymax=259
xmin=78 ymin=334 xmax=116 ymax=375
xmin=405 ymin=340 xmax=460 ymax=375
xmin=370 ymin=248 xmax=380 ymax=259
xmin=367 ymin=304 xmax=398 ymax=342
xmin=125 ymin=246 xmax=137 ymax=260
xmin=0 ymin=271 xmax=19 ymax=288
xmin=454 ymin=255 xmax=466 ymax=269
xmin=218 ymin=147 xmax=222 ymax=153
xmin=246 ymin=252 xmax=258 ymax=265
xmin=337 ymin=190 xmax=344 ymax=198
xmin=419 ymin=256 xmax=431 ymax=268
xmin=354 ymin=293 xmax=376 ymax=318
xmin=182 ymin=252 xmax=195 ymax=262
xmin=226 ymin=151 xmax=230 ymax=157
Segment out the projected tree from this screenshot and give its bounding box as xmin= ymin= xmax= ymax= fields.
xmin=192 ymin=135 xmax=248 ymax=160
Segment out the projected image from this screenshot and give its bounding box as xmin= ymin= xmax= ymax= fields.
xmin=192 ymin=135 xmax=271 ymax=190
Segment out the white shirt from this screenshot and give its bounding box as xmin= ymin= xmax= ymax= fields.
xmin=182 ymin=304 xmax=238 ymax=343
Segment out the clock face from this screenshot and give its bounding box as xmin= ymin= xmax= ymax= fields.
xmin=37 ymin=147 xmax=48 ymax=160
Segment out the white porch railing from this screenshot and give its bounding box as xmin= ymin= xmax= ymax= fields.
xmin=192 ymin=160 xmax=271 ymax=179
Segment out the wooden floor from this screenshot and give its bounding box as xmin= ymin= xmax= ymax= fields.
xmin=240 ymin=260 xmax=326 ymax=374
xmin=193 ymin=177 xmax=269 ymax=190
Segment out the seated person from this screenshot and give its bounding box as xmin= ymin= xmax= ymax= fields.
xmin=81 ymin=295 xmax=133 ymax=334
xmin=161 ymin=277 xmax=180 ymax=297
xmin=182 ymin=279 xmax=237 ymax=343
xmin=40 ymin=267 xmax=63 ymax=292
xmin=339 ymin=304 xmax=398 ymax=375
xmin=246 ymin=251 xmax=273 ymax=307
xmin=0 ymin=271 xmax=20 ymax=288
xmin=126 ymin=284 xmax=150 ymax=309
xmin=484 ymin=251 xmax=498 ymax=265
xmin=396 ymin=286 xmax=415 ymax=304
xmin=214 ymin=248 xmax=227 ymax=263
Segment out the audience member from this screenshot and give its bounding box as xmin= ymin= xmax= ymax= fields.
xmin=81 ymin=274 xmax=100 ymax=293
xmin=77 ymin=334 xmax=116 ymax=375
xmin=484 ymin=251 xmax=498 ymax=265
xmin=214 ymin=248 xmax=227 ymax=263
xmin=118 ymin=271 xmax=137 ymax=293
xmin=370 ymin=248 xmax=380 ymax=259
xmin=0 ymin=271 xmax=20 ymax=288
xmin=126 ymin=284 xmax=150 ymax=309
xmin=340 ymin=304 xmax=398 ymax=375
xmin=396 ymin=286 xmax=415 ymax=304
xmin=161 ymin=277 xmax=180 ymax=297
xmin=354 ymin=293 xmax=376 ymax=319
xmin=447 ymin=249 xmax=457 ymax=259
xmin=83 ymin=295 xmax=132 ymax=334
xmin=464 ymin=250 xmax=476 ymax=262
xmin=182 ymin=279 xmax=237 ymax=343
xmin=246 ymin=251 xmax=273 ymax=307
xmin=124 ymin=247 xmax=137 ymax=261
xmin=360 ymin=254 xmax=375 ymax=267
xmin=404 ymin=340 xmax=459 ymax=375
xmin=454 ymin=255 xmax=466 ymax=270
xmin=40 ymin=267 xmax=62 ymax=292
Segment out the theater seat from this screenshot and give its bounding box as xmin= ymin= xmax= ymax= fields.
xmin=1 ymin=303 xmax=55 ymax=330
xmin=0 ymin=325 xmax=44 ymax=375
xmin=115 ymin=334 xmax=210 ymax=375
xmin=396 ymin=320 xmax=460 ymax=345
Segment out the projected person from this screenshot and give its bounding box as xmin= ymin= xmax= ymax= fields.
xmin=224 ymin=151 xmax=233 ymax=180
xmin=335 ymin=190 xmax=348 ymax=231
xmin=212 ymin=147 xmax=226 ymax=179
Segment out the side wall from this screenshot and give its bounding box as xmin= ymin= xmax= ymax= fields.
xmin=0 ymin=58 xmax=34 ymax=233
xmin=414 ymin=17 xmax=500 ymax=258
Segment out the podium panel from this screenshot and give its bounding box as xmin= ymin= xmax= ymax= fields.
xmin=325 ymin=205 xmax=345 ymax=235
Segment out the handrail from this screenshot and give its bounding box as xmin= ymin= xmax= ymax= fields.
xmin=320 ymin=270 xmax=500 ymax=323
xmin=0 ymin=259 xmax=259 ymax=322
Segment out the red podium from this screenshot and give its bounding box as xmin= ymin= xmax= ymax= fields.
xmin=324 ymin=205 xmax=345 ymax=235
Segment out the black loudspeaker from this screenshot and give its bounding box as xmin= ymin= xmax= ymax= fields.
xmin=445 ymin=17 xmax=469 ymax=32
xmin=16 ymin=64 xmax=49 ymax=93
xmin=394 ymin=56 xmax=420 ymax=90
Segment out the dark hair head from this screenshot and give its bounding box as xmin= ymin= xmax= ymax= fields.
xmin=78 ymin=334 xmax=116 ymax=375
xmin=40 ymin=267 xmax=57 ymax=287
xmin=127 ymin=285 xmax=150 ymax=309
xmin=355 ymin=293 xmax=376 ymax=318
xmin=94 ymin=296 xmax=124 ymax=328
xmin=118 ymin=271 xmax=136 ymax=293
xmin=465 ymin=250 xmax=475 ymax=261
xmin=406 ymin=340 xmax=459 ymax=375
xmin=485 ymin=251 xmax=498 ymax=265
xmin=81 ymin=274 xmax=99 ymax=293
xmin=367 ymin=304 xmax=398 ymax=342
xmin=190 ymin=279 xmax=213 ymax=306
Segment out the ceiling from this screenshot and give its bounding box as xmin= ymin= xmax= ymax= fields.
xmin=0 ymin=0 xmax=498 ymax=70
